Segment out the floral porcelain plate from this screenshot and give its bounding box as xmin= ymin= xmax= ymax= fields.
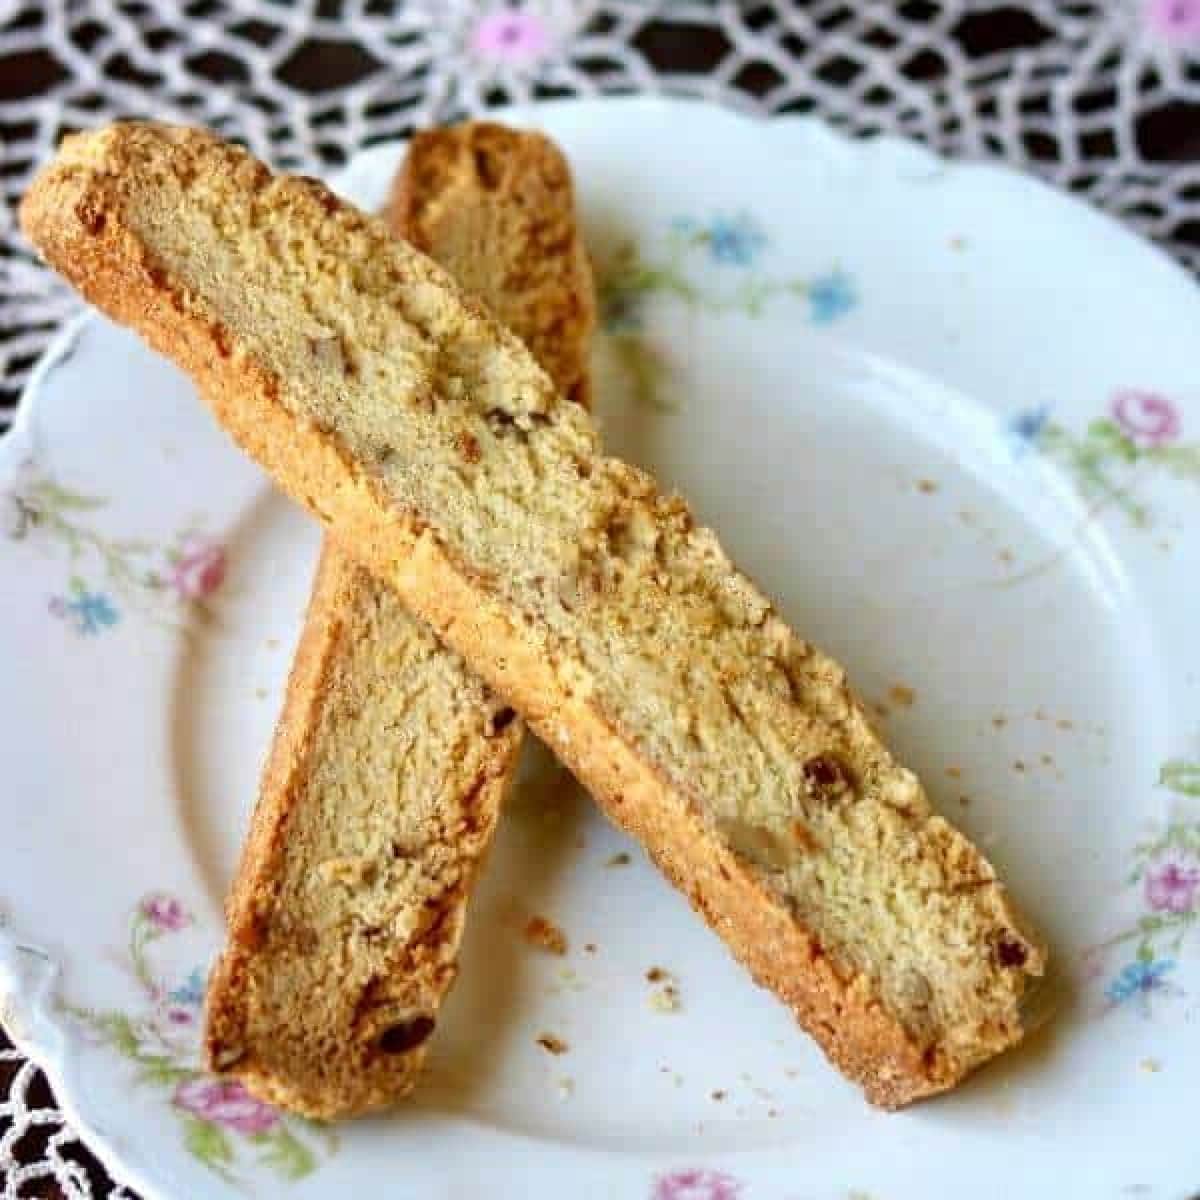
xmin=3 ymin=97 xmax=1200 ymax=1200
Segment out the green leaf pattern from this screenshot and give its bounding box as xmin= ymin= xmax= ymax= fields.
xmin=1084 ymin=761 xmax=1200 ymax=1014
xmin=595 ymin=214 xmax=856 ymax=413
xmin=4 ymin=462 xmax=227 ymax=634
xmin=62 ymin=894 xmax=333 ymax=1184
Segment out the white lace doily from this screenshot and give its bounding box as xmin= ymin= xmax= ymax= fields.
xmin=2 ymin=1 xmax=1199 ymax=1195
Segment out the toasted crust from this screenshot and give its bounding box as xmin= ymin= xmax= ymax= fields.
xmin=21 ymin=123 xmax=1045 ymax=1109
xmin=202 ymin=123 xmax=594 ymax=1118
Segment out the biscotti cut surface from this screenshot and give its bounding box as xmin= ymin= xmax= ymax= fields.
xmin=206 ymin=539 xmax=520 ymax=1115
xmin=203 ymin=122 xmax=595 ymax=1118
xmin=22 ymin=122 xmax=1047 ymax=1108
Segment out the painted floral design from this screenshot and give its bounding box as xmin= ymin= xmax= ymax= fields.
xmin=48 ymin=580 xmax=119 ymax=635
xmin=174 ymin=1078 xmax=279 ymax=1136
xmin=1144 ymin=850 xmax=1200 ymax=913
xmin=1111 ymin=388 xmax=1182 ymax=447
xmin=598 ymin=215 xmax=856 ymax=412
xmin=652 ymin=1167 xmax=743 ymax=1200
xmin=672 ymin=214 xmax=767 ymax=267
xmin=1144 ymin=0 xmax=1200 ymax=43
xmin=807 ymin=269 xmax=858 ymax=326
xmin=471 ymin=8 xmax=552 ymax=65
xmin=1104 ymin=959 xmax=1181 ymax=1016
xmin=4 ymin=464 xmax=227 ymax=634
xmin=1009 ymin=390 xmax=1200 ymax=527
xmin=167 ymin=533 xmax=227 ymax=600
xmin=1084 ymin=761 xmax=1200 ymax=1016
xmin=142 ymin=892 xmax=189 ymax=931
xmin=63 ymin=894 xmax=335 ymax=1182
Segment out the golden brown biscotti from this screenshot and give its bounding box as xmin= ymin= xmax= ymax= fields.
xmin=21 ymin=123 xmax=1047 ymax=1109
xmin=202 ymin=122 xmax=596 ymax=1118
xmin=388 ymin=122 xmax=594 ymax=409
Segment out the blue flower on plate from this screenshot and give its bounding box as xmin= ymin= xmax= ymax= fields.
xmin=1005 ymin=404 xmax=1051 ymax=460
xmin=49 ymin=586 xmax=119 ymax=636
xmin=674 ymin=213 xmax=767 ymax=266
xmin=1105 ymin=957 xmax=1179 ymax=1016
xmin=168 ymin=966 xmax=207 ymax=1009
xmin=707 ymin=214 xmax=767 ymax=266
xmin=807 ymin=270 xmax=856 ymax=325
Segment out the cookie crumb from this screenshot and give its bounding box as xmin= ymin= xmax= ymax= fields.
xmin=556 ymin=966 xmax=585 ymax=993
xmin=605 ymin=851 xmax=631 ymax=867
xmin=872 ymin=701 xmax=890 ymax=720
xmin=710 ymin=1089 xmax=726 ymax=1101
xmin=958 ymin=794 xmax=971 ymax=807
xmin=916 ymin=479 xmax=938 ymax=494
xmin=254 ymin=687 xmax=268 ymax=700
xmin=266 ymin=637 xmax=280 ymax=650
xmin=888 ymin=684 xmax=916 ymax=709
xmin=556 ymin=1076 xmax=575 ymax=1099
xmin=523 ymin=915 xmax=567 ymax=956
xmin=1040 ymin=753 xmax=1054 ymax=766
xmin=945 ymin=765 xmax=963 ymax=779
xmin=1139 ymin=1057 xmax=1161 ymax=1074
xmin=1013 ymin=760 xmax=1026 ymax=772
xmin=998 ymin=548 xmax=1015 ymax=564
xmin=536 ymin=1033 xmax=568 ymax=1055
xmin=992 ymin=715 xmax=1008 ymax=729
xmin=584 ymin=942 xmax=597 ymax=954
xmin=1057 ymin=717 xmax=1074 ymax=730
xmin=649 ymin=983 xmax=681 ymax=1013
xmin=646 ymin=966 xmax=669 ymax=983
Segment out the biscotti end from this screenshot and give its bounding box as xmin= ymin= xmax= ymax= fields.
xmin=388 ymin=122 xmax=597 ymax=409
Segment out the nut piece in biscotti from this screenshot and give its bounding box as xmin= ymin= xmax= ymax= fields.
xmin=202 ymin=122 xmax=595 ymax=1120
xmin=21 ymin=122 xmax=1047 ymax=1109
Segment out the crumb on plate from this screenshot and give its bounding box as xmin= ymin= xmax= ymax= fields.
xmin=523 ymin=915 xmax=568 ymax=956
xmin=536 ymin=1033 xmax=568 ymax=1055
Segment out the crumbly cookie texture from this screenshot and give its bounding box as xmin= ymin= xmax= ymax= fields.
xmin=201 ymin=122 xmax=595 ymax=1119
xmin=22 ymin=122 xmax=1046 ymax=1108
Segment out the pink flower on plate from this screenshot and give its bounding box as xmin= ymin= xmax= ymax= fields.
xmin=471 ymin=9 xmax=551 ymax=65
xmin=653 ymin=1168 xmax=743 ymax=1200
xmin=1111 ymin=389 xmax=1182 ymax=447
xmin=170 ymin=535 xmax=226 ymax=600
xmin=1145 ymin=0 xmax=1200 ymax=43
xmin=140 ymin=893 xmax=189 ymax=932
xmin=1145 ymin=850 xmax=1200 ymax=914
xmin=173 ymin=1078 xmax=279 ymax=1135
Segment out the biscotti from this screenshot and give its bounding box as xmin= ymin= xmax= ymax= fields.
xmin=202 ymin=122 xmax=596 ymax=1118
xmin=22 ymin=123 xmax=1047 ymax=1108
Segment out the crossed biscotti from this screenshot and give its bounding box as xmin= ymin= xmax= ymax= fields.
xmin=202 ymin=123 xmax=596 ymax=1118
xmin=21 ymin=122 xmax=1046 ymax=1109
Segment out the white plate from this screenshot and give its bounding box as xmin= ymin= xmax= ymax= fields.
xmin=3 ymin=97 xmax=1200 ymax=1199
